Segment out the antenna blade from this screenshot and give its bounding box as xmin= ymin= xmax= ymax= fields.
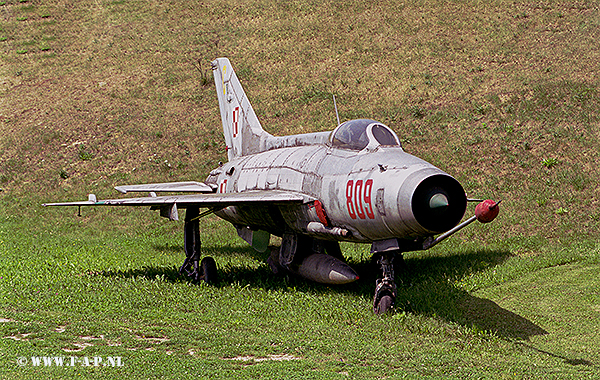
xmin=333 ymin=94 xmax=340 ymax=126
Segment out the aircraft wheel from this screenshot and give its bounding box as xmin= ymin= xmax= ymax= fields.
xmin=374 ymin=294 xmax=394 ymax=315
xmin=200 ymin=257 xmax=218 ymax=285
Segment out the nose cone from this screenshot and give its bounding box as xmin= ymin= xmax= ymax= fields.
xmin=411 ymin=174 xmax=467 ymax=233
xmin=429 ymin=193 xmax=449 ymax=210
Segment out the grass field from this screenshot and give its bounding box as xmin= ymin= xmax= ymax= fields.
xmin=1 ymin=0 xmax=600 ymax=378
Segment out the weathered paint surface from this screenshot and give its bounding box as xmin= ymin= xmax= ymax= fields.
xmin=211 ymin=139 xmax=464 ymax=242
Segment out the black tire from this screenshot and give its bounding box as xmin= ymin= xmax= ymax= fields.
xmin=374 ymin=295 xmax=394 ymax=315
xmin=200 ymin=257 xmax=218 ymax=285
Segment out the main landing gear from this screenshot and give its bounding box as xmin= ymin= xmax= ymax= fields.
xmin=179 ymin=207 xmax=218 ymax=284
xmin=177 ymin=211 xmax=401 ymax=315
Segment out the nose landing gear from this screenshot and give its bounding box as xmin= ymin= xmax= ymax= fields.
xmin=373 ymin=253 xmax=397 ymax=315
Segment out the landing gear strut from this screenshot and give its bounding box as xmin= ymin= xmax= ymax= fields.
xmin=179 ymin=207 xmax=217 ymax=284
xmin=373 ymin=252 xmax=397 ymax=315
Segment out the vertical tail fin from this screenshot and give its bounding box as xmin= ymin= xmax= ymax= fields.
xmin=212 ymin=58 xmax=273 ymax=161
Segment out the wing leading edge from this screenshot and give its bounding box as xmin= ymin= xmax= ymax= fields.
xmin=43 ymin=190 xmax=314 ymax=221
xmin=114 ymin=181 xmax=214 ymax=194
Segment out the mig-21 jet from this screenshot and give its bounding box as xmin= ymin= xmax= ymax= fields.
xmin=45 ymin=58 xmax=499 ymax=314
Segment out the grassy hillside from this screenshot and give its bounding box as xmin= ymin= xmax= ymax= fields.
xmin=1 ymin=0 xmax=600 ymax=378
xmin=2 ymin=0 xmax=599 ymax=242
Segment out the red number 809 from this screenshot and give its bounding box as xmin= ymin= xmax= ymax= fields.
xmin=346 ymin=179 xmax=374 ymax=220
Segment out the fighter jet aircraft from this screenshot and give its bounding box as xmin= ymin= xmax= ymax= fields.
xmin=45 ymin=58 xmax=499 ymax=314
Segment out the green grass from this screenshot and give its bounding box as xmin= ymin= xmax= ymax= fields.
xmin=2 ymin=0 xmax=600 ymax=378
xmin=1 ymin=213 xmax=600 ymax=379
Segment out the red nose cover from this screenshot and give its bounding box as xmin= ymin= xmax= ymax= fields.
xmin=475 ymin=200 xmax=500 ymax=223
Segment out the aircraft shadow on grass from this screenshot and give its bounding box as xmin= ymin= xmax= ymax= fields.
xmin=125 ymin=243 xmax=595 ymax=366
xmin=100 ymin=244 xmax=557 ymax=344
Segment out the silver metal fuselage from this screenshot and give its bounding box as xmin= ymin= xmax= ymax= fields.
xmin=211 ymin=141 xmax=462 ymax=243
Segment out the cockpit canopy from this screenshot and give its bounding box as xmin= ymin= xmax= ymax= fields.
xmin=330 ymin=119 xmax=401 ymax=151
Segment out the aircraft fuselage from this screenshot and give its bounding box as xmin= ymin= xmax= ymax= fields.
xmin=209 ymin=142 xmax=467 ymax=244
